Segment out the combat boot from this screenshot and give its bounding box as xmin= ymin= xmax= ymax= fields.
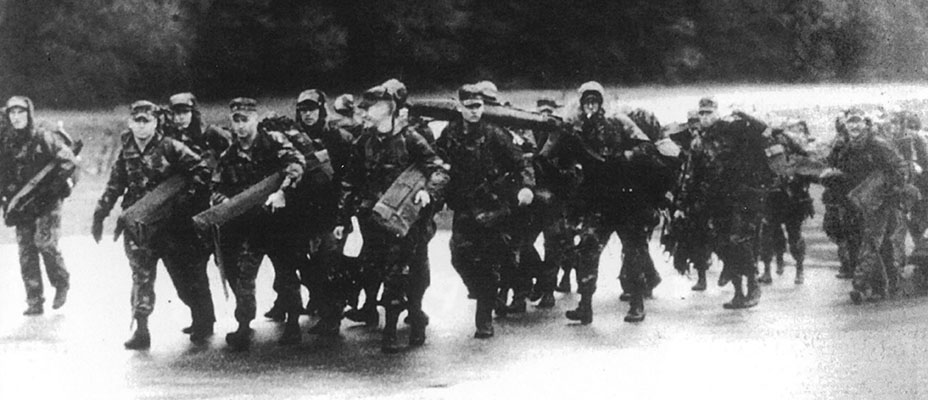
xmin=124 ymin=317 xmax=151 ymax=350
xmin=52 ymin=286 xmax=68 ymax=310
xmin=474 ymin=298 xmax=495 ymax=339
xmin=536 ymin=291 xmax=556 ymax=308
xmin=623 ymin=294 xmax=645 ymax=323
xmin=794 ymin=260 xmax=805 ymax=285
xmin=618 ymin=292 xmax=632 ymax=302
xmin=758 ymin=262 xmax=773 ymax=284
xmin=505 ymin=295 xmax=527 ymax=314
xmin=743 ymin=274 xmax=761 ymax=308
xmin=494 ymin=288 xmax=509 ymax=318
xmin=691 ymin=270 xmax=707 ymax=291
xmin=345 ymin=306 xmax=379 ymax=327
xmin=189 ymin=323 xmax=214 ymax=344
xmin=263 ymin=305 xmax=286 ymax=322
xmin=381 ymin=307 xmax=402 ymax=353
xmin=717 ymin=270 xmax=732 ymax=287
xmin=565 ymin=294 xmax=593 ymax=325
xmin=225 ymin=325 xmax=254 ymax=351
xmin=307 ymin=318 xmax=341 ymax=336
xmin=278 ymin=313 xmax=302 ymax=345
xmin=644 ymin=272 xmax=662 ymax=298
xmin=722 ymin=276 xmax=746 ymax=309
xmin=23 ymin=302 xmax=43 ymax=316
xmin=407 ymin=309 xmax=428 ymax=347
xmin=776 ymin=254 xmax=785 ymax=276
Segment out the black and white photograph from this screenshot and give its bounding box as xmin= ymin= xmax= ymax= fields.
xmin=2 ymin=1 xmax=928 ymax=399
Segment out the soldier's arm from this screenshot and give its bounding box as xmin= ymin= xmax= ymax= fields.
xmin=165 ymin=138 xmax=209 ymax=183
xmin=337 ymin=137 xmax=366 ymax=226
xmin=914 ymin=133 xmax=928 ymax=171
xmin=491 ymin=126 xmax=535 ymax=188
xmin=268 ymin=130 xmax=306 ymax=190
xmin=872 ymin=136 xmax=908 ymax=186
xmin=406 ymin=131 xmax=449 ymax=200
xmin=41 ymin=130 xmax=77 ymax=174
xmin=97 ymin=147 xmax=128 ymax=216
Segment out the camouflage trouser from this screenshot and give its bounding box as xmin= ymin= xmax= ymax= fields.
xmin=356 ymin=215 xmax=432 ymax=311
xmin=824 ymin=200 xmax=861 ymax=276
xmin=296 ymin=231 xmax=349 ymax=321
xmin=218 ymin=234 xmax=265 ymax=324
xmin=16 ymin=201 xmax=69 ymax=306
xmin=672 ymin=214 xmax=713 ymax=273
xmin=854 ymin=203 xmax=906 ymax=296
xmin=450 ymin=211 xmax=509 ymax=301
xmin=573 ymin=208 xmax=656 ymax=297
xmin=760 ymin=211 xmax=807 ymax=266
xmin=501 ymin=207 xmax=549 ymax=298
xmin=123 ymin=235 xmax=214 ymax=323
xmin=712 ymin=202 xmax=763 ymax=279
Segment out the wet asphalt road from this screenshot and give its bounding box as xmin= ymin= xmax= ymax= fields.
xmin=3 ymin=189 xmax=928 ymax=399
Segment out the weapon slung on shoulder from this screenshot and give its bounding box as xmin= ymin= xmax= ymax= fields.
xmin=406 ymin=99 xmax=562 ymax=131
xmin=192 ymin=171 xmax=285 ymax=232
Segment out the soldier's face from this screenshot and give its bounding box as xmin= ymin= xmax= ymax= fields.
xmin=299 ymin=107 xmax=321 ymax=127
xmin=581 ymin=100 xmax=600 ymax=117
xmin=363 ymin=101 xmax=394 ymax=131
xmin=129 ymin=115 xmax=156 ymax=141
xmin=173 ymin=110 xmax=193 ymax=129
xmin=699 ymin=110 xmax=718 ymax=128
xmin=7 ymin=107 xmax=28 ymax=130
xmin=846 ymin=116 xmax=865 ymax=139
xmin=460 ymin=101 xmax=484 ymax=124
xmin=231 ymin=112 xmax=258 ymax=139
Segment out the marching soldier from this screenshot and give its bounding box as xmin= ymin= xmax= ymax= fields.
xmin=0 ymin=96 xmax=75 ymax=316
xmin=434 ymin=83 xmax=535 ymax=338
xmin=821 ymin=108 xmax=909 ymax=303
xmin=337 ymin=83 xmax=447 ymax=352
xmin=695 ymin=97 xmax=774 ymax=309
xmin=758 ymin=126 xmax=814 ymax=285
xmin=92 ymin=100 xmax=211 ymax=349
xmin=541 ymin=82 xmax=669 ymax=324
xmin=210 ymin=97 xmax=306 ymax=349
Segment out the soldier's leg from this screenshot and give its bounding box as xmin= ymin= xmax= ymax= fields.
xmin=406 ymin=220 xmax=433 ymax=346
xmin=307 ymin=233 xmax=346 ymax=336
xmin=162 ymin=247 xmax=215 ymax=341
xmin=267 ymin=249 xmax=305 ymax=345
xmin=16 ymin=219 xmax=44 ymax=313
xmin=758 ymin=220 xmax=776 ymax=284
xmin=785 ymin=213 xmax=807 ymax=284
xmin=450 ymin=215 xmax=503 ymax=338
xmin=883 ymin=207 xmax=907 ymax=297
xmin=222 ymin=237 xmax=264 ymax=349
xmin=617 ymin=222 xmax=651 ymax=322
xmin=33 ymin=202 xmax=69 ymax=309
xmin=566 ymin=212 xmax=610 ymax=324
xmin=852 ymin=210 xmax=892 ymax=303
xmin=123 ymin=237 xmax=158 ymax=349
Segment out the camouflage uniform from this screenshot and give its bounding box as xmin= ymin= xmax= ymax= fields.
xmin=0 ymin=96 xmax=75 ymax=312
xmin=212 ymin=111 xmax=305 ymax=332
xmin=666 ymin=123 xmax=714 ymax=287
xmin=759 ymin=129 xmax=814 ymax=284
xmin=340 ymin=110 xmax=446 ymax=346
xmin=543 ymin=99 xmax=668 ymax=322
xmin=829 ymin=126 xmax=907 ymax=301
xmin=700 ymin=112 xmax=775 ymax=308
xmin=95 ymin=128 xmax=209 ymax=323
xmin=435 ymin=113 xmax=534 ymax=335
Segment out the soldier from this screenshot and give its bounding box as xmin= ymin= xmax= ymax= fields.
xmin=91 ymin=100 xmax=211 ymax=349
xmin=281 ymin=88 xmax=352 ymax=335
xmin=434 ymin=83 xmax=534 ymax=338
xmin=665 ymin=112 xmax=714 ymax=291
xmin=758 ymin=126 xmax=814 ymax=285
xmin=821 ymin=108 xmax=909 ymax=303
xmin=0 ymin=96 xmax=75 ymax=316
xmin=696 ymin=96 xmax=774 ymax=309
xmin=165 ymin=92 xmax=231 ymax=163
xmin=337 ymin=83 xmax=447 ymax=352
xmin=822 ymin=115 xmax=860 ymax=280
xmin=541 ymin=81 xmax=669 ymax=323
xmin=210 ymin=97 xmax=306 ymax=349
xmin=328 ymin=94 xmax=363 ymax=136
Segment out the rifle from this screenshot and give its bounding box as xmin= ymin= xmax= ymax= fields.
xmin=192 ymin=172 xmax=285 ymax=232
xmin=116 ymin=175 xmax=191 ymax=246
xmin=406 ymin=98 xmax=563 ymax=131
xmin=3 ymin=135 xmax=83 ymax=226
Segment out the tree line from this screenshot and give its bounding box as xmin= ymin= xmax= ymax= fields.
xmin=2 ymin=0 xmax=928 ymax=108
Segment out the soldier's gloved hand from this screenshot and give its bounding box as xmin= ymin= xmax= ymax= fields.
xmin=333 ymin=225 xmax=345 ymax=240
xmin=265 ymin=190 xmax=286 ymax=212
xmin=673 ymin=210 xmax=685 ymax=219
xmin=91 ymin=208 xmax=106 ymax=244
xmin=517 ymin=188 xmax=534 ymax=206
xmin=413 ymin=190 xmax=431 ymax=207
xmin=210 ymin=192 xmax=229 ymax=206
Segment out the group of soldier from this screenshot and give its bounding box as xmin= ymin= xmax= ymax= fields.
xmin=4 ymin=78 xmax=926 ymax=354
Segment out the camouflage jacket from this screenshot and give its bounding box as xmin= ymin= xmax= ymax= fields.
xmin=0 ymin=125 xmax=77 ymax=204
xmin=435 ymin=119 xmax=534 ymax=213
xmin=828 ymin=132 xmax=906 ymax=196
xmin=212 ymin=130 xmax=305 ymax=198
xmin=164 ymin=123 xmax=232 ymax=165
xmin=97 ymin=131 xmax=206 ymax=214
xmin=341 ymin=123 xmax=446 ymax=221
xmin=293 ymin=121 xmax=354 ymax=181
xmin=699 ymin=116 xmax=776 ymax=205
xmin=543 ymin=109 xmax=665 ymax=210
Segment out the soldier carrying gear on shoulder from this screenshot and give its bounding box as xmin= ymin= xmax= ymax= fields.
xmin=696 ymin=96 xmax=776 ymax=309
xmin=820 ymin=108 xmax=908 ymax=304
xmin=92 ymin=100 xmax=211 ymax=350
xmin=209 ymin=97 xmax=306 ymax=350
xmin=541 ymin=81 xmax=665 ymax=324
xmin=0 ymin=96 xmax=76 ymax=316
xmin=822 ymin=113 xmax=861 ymax=280
xmin=434 ymin=83 xmax=535 ymax=339
xmin=336 ymin=82 xmax=448 ymax=353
